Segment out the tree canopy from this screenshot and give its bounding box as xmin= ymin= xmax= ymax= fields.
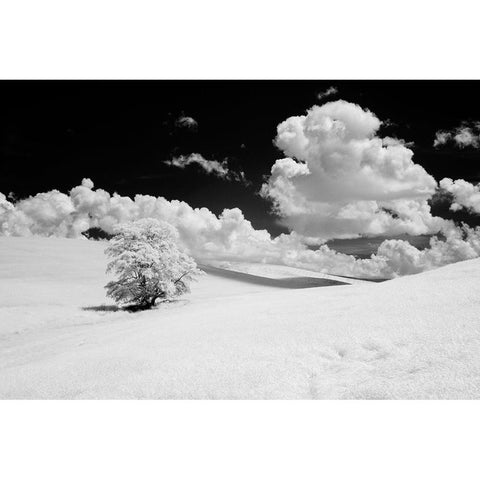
xmin=104 ymin=219 xmax=202 ymax=308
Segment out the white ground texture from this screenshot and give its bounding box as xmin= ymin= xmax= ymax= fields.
xmin=1 ymin=236 xmax=479 ymax=399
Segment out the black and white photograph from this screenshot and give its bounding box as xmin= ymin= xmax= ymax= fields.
xmin=1 ymin=1 xmax=479 ymax=479
xmin=2 ymin=80 xmax=480 ymax=400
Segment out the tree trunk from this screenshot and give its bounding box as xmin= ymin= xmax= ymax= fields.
xmin=148 ymin=297 xmax=157 ymax=308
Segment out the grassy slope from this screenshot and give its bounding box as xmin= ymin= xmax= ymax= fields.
xmin=1 ymin=237 xmax=479 ymax=399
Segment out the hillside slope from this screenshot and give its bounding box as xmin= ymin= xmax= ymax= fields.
xmin=0 ymin=237 xmax=479 ymax=399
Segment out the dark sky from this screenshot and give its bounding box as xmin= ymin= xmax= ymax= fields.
xmin=1 ymin=80 xmax=480 ymax=239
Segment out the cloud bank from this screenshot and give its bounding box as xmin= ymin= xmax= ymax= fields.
xmin=2 ymin=179 xmax=480 ymax=279
xmin=165 ymin=153 xmax=248 ymax=184
xmin=261 ymin=100 xmax=444 ymax=242
xmin=434 ymin=122 xmax=480 ymax=148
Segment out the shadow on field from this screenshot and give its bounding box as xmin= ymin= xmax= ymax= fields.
xmin=82 ymin=299 xmax=185 ymax=313
xmin=200 ymin=265 xmax=349 ymax=288
xmin=82 ymin=305 xmax=123 ymax=313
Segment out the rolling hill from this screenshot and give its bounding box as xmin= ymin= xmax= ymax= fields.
xmin=0 ymin=236 xmax=479 ymax=399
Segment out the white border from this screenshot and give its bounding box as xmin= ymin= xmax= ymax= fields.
xmin=1 ymin=400 xmax=479 ymax=479
xmin=1 ymin=0 xmax=479 ymax=79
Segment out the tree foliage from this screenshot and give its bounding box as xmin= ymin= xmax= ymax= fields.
xmin=104 ymin=219 xmax=203 ymax=308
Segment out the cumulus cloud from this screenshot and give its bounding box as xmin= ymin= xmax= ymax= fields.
xmin=165 ymin=153 xmax=248 ymax=184
xmin=0 ymin=179 xmax=293 ymax=261
xmin=261 ymin=100 xmax=443 ymax=242
xmin=2 ymin=179 xmax=480 ymax=280
xmin=434 ymin=122 xmax=480 ymax=148
xmin=175 ymin=115 xmax=198 ymax=129
xmin=317 ymin=86 xmax=338 ymax=101
xmin=439 ymin=178 xmax=480 ymax=214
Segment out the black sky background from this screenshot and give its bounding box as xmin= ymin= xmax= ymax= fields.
xmin=1 ymin=80 xmax=480 ymax=242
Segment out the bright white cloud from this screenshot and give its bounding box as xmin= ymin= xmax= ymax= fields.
xmin=317 ymin=86 xmax=338 ymax=100
xmin=439 ymin=178 xmax=480 ymax=214
xmin=165 ymin=153 xmax=248 ymax=184
xmin=434 ymin=122 xmax=480 ymax=148
xmin=261 ymin=100 xmax=443 ymax=241
xmin=2 ymin=179 xmax=480 ymax=280
xmin=175 ymin=115 xmax=198 ymax=129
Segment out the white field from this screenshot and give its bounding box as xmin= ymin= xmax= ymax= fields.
xmin=1 ymin=236 xmax=479 ymax=399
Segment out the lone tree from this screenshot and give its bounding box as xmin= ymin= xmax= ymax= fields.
xmin=104 ymin=218 xmax=202 ymax=309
